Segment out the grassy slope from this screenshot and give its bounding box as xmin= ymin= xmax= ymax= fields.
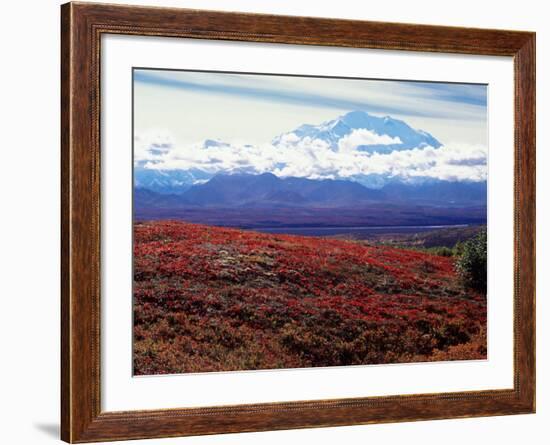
xmin=133 ymin=221 xmax=486 ymax=375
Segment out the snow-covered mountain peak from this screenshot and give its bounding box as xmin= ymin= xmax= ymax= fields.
xmin=273 ymin=110 xmax=441 ymax=154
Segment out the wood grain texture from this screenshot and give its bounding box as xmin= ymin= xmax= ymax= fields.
xmin=60 ymin=2 xmax=536 ymax=442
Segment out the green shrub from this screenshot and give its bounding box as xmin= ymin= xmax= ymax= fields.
xmin=455 ymin=230 xmax=487 ymax=294
xmin=428 ymin=246 xmax=454 ymax=257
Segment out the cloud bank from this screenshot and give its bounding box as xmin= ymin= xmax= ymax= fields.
xmin=135 ymin=128 xmax=487 ymax=185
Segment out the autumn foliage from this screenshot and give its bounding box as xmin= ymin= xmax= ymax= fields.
xmin=133 ymin=220 xmax=487 ymax=375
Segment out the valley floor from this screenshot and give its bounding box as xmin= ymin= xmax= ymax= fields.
xmin=133 ymin=220 xmax=487 ymax=375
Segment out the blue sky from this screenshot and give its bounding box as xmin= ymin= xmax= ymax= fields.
xmin=133 ymin=69 xmax=488 ymax=183
xmin=134 ymin=69 xmax=487 ymax=147
xmin=135 ymin=69 xmax=486 ymax=119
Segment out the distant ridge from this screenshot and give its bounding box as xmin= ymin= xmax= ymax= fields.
xmin=176 ymin=172 xmax=384 ymax=207
xmin=135 ymin=172 xmax=486 ymax=211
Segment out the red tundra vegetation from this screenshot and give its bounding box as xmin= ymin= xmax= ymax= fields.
xmin=133 ymin=220 xmax=487 ymax=375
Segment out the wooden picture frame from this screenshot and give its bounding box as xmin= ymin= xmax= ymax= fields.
xmin=61 ymin=2 xmax=535 ymax=442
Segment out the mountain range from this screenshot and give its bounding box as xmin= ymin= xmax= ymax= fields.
xmin=135 ymin=172 xmax=486 ymax=209
xmin=135 ymin=110 xmax=450 ymax=194
xmin=134 ymin=110 xmax=486 ymax=227
xmin=133 ymin=168 xmax=211 ymax=195
xmin=134 ymin=173 xmax=486 ymax=228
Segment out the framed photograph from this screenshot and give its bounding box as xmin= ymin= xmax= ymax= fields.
xmin=61 ymin=2 xmax=535 ymax=442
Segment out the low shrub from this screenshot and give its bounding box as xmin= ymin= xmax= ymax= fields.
xmin=455 ymin=230 xmax=487 ymax=294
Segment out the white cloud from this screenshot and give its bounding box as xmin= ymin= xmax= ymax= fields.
xmin=364 ymin=143 xmax=487 ymax=182
xmin=136 ymin=131 xmax=487 ymax=184
xmin=134 ymin=129 xmax=175 ymax=162
xmin=337 ymin=129 xmax=402 ymax=153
